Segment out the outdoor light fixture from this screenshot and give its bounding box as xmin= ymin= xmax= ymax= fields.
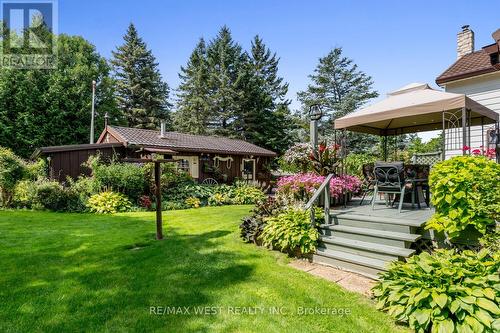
xmin=309 ymin=104 xmax=323 ymax=121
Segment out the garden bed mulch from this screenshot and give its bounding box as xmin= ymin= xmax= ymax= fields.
xmin=288 ymin=259 xmax=375 ymax=297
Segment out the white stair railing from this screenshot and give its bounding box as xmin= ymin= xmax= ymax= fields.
xmin=304 ymin=173 xmax=334 ymax=227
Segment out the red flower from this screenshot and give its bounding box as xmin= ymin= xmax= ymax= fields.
xmin=318 ymin=144 xmax=326 ymax=153
xmin=462 ymin=145 xmax=470 ymax=151
xmin=472 ymin=149 xmax=481 ymax=156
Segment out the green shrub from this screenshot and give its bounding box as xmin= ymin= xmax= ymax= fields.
xmin=163 ymin=201 xmax=188 ymax=211
xmin=12 ymin=180 xmax=37 ymax=208
xmin=25 ymin=159 xmax=47 ymax=180
xmin=426 ymin=156 xmax=500 ymax=239
xmin=260 ymin=208 xmax=318 ymax=255
xmin=480 ymin=231 xmax=500 ymax=254
xmin=231 ymin=184 xmax=265 ymax=204
xmin=185 ymin=196 xmax=201 ymax=208
xmin=87 ymin=191 xmax=132 ymax=214
xmin=344 ymin=153 xmax=377 ymax=178
xmin=66 ymin=175 xmax=101 ymax=205
xmin=33 ymin=179 xmax=82 ymax=211
xmin=87 ymin=156 xmax=147 ymax=200
xmin=142 ymin=162 xmax=194 ymax=193
xmin=0 ymin=147 xmax=26 ymax=207
xmin=373 ymin=249 xmax=500 ymax=333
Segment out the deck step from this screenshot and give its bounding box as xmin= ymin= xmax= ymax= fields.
xmin=320 ymin=225 xmax=421 ymax=242
xmin=321 ymin=236 xmax=415 ymax=257
xmin=314 ymin=248 xmax=386 ymax=279
xmin=329 ymin=213 xmax=425 ymax=227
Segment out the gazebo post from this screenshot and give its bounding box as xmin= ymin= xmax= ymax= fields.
xmin=481 ymin=117 xmax=484 ymax=150
xmin=383 ymin=134 xmax=388 ymax=161
xmin=496 ymin=120 xmax=500 ymax=163
xmin=462 ymin=107 xmax=468 ymax=155
xmin=468 ymin=109 xmax=472 ymax=151
xmin=441 ymin=111 xmax=446 ymax=161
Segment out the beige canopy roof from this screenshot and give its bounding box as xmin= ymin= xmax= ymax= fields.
xmin=334 ymin=83 xmax=499 ymax=135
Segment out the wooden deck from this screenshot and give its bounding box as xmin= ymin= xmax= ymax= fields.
xmin=330 ymin=198 xmax=433 ymax=223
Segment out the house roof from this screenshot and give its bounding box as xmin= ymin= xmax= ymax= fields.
xmin=436 ymin=49 xmax=500 ymax=85
xmin=32 ymin=142 xmax=124 ymax=158
xmin=104 ymin=126 xmax=276 ymax=157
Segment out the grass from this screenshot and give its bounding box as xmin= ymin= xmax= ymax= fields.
xmin=0 ymin=206 xmax=406 ymax=332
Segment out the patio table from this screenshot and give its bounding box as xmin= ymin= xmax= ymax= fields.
xmin=405 ymin=178 xmax=429 ymax=209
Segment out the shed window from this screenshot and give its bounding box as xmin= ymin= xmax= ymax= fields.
xmin=177 ymin=159 xmax=190 ymax=173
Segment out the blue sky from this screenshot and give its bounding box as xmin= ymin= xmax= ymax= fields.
xmin=59 ymin=0 xmax=499 ymax=139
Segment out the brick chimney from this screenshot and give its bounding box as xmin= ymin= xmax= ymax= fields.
xmin=457 ymin=25 xmax=474 ymax=59
xmin=492 ymin=28 xmax=500 ymax=47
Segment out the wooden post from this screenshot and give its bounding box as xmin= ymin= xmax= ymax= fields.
xmin=154 ymin=161 xmax=163 ymax=240
xmin=324 ymin=182 xmax=330 ymax=225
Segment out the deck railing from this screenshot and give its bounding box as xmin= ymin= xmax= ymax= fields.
xmin=304 ymin=173 xmax=334 ymax=227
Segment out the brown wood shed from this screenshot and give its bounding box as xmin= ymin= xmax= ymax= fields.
xmin=33 ymin=125 xmax=277 ymax=186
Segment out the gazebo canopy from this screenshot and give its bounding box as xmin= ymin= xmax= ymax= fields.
xmin=334 ymin=83 xmax=499 ymax=135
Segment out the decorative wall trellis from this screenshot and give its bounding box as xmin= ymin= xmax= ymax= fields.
xmin=411 ymin=152 xmax=442 ymax=166
xmin=442 ymin=110 xmax=470 ymax=153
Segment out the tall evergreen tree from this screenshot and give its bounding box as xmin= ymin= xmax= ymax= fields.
xmin=205 ymin=26 xmax=246 ymax=136
xmin=173 ymin=28 xmax=298 ymax=154
xmin=297 ymin=47 xmax=379 ymax=151
xmin=111 ymin=23 xmax=170 ymax=129
xmin=173 ymin=38 xmax=211 ymax=134
xmin=236 ymin=36 xmax=295 ymax=153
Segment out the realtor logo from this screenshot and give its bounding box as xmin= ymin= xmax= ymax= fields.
xmin=1 ymin=0 xmax=58 ymax=68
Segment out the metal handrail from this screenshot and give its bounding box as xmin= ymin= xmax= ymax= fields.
xmin=305 ymin=173 xmax=334 ymax=227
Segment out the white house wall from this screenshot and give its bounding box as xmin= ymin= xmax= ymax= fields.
xmin=442 ymin=72 xmax=500 ymax=159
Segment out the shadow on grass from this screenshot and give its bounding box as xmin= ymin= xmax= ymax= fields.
xmin=2 ymin=213 xmax=256 ymax=332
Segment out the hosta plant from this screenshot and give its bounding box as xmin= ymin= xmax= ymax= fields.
xmin=185 ymin=196 xmax=201 ymax=208
xmin=87 ymin=191 xmax=132 ymax=214
xmin=208 ymin=193 xmax=228 ymax=206
xmin=230 ymin=184 xmax=265 ymax=205
xmin=373 ymin=249 xmax=500 ymax=333
xmin=239 ymin=197 xmax=284 ymax=244
xmin=260 ymin=207 xmax=318 ymax=255
xmin=426 ymin=155 xmax=500 ymax=239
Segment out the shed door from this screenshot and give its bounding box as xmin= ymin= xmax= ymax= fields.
xmin=174 ymin=156 xmax=199 ymax=179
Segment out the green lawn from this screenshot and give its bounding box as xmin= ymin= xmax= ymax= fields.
xmin=0 ymin=206 xmax=406 ymax=332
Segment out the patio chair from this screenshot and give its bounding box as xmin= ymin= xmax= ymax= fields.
xmin=359 ymin=163 xmax=375 ymax=205
xmin=371 ymin=162 xmax=406 ymax=213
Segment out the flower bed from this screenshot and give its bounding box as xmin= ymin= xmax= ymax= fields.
xmin=276 ymin=172 xmax=362 ymax=204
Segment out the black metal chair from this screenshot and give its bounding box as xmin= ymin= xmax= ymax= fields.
xmin=359 ymin=163 xmax=375 ymax=205
xmin=371 ymin=162 xmax=406 ymax=213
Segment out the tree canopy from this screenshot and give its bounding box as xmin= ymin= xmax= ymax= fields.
xmin=174 ymin=27 xmax=297 ymax=154
xmin=111 ymin=23 xmax=171 ymax=129
xmin=0 ymin=33 xmax=118 ymax=157
xmin=297 ymin=47 xmax=379 ymax=152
